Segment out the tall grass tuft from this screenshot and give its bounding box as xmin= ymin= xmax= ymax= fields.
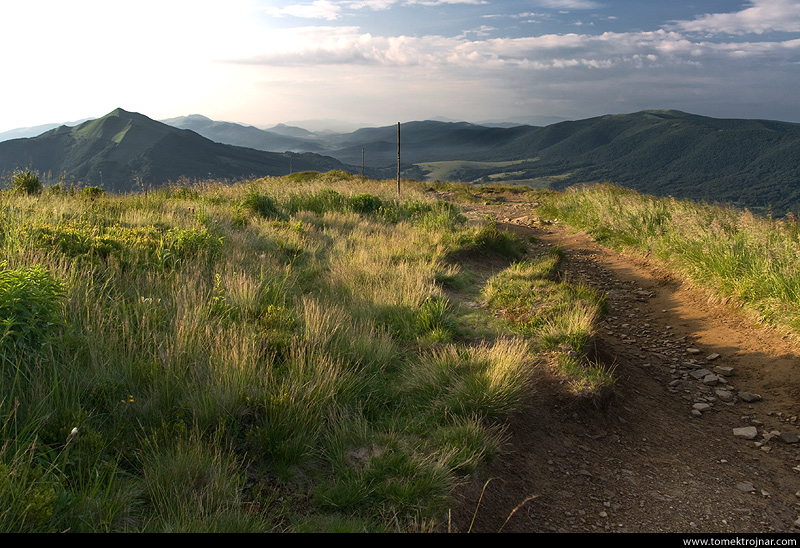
xmin=482 ymin=249 xmax=612 ymax=393
xmin=403 ymin=338 xmax=533 ymax=421
xmin=0 ymin=172 xmax=547 ymax=532
xmin=540 ymin=183 xmax=800 ymax=335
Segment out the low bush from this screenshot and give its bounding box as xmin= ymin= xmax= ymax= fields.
xmin=0 ymin=264 xmax=65 ymax=366
xmin=11 ymin=170 xmax=42 ymax=195
xmin=29 ymin=222 xmax=222 ymax=269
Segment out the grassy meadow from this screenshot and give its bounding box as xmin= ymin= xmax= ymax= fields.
xmin=538 ymin=183 xmax=800 ymax=336
xmin=0 ymin=170 xmax=609 ymax=532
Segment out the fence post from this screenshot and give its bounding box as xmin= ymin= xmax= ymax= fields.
xmin=397 ymin=122 xmax=400 ymax=196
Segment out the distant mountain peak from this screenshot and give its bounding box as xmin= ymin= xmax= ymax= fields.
xmin=183 ymin=114 xmax=213 ymax=122
xmin=108 ymin=107 xmax=133 ymax=117
xmin=0 ymin=108 xmax=359 ymax=191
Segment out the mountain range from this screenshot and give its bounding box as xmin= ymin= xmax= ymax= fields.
xmin=2 ymin=108 xmax=799 ymax=214
xmin=0 ymin=109 xmax=368 ymax=192
xmin=138 ymin=110 xmax=800 ymax=213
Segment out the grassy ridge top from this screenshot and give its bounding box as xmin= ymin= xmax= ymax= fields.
xmin=1 ymin=172 xmax=609 ymax=532
xmin=5 ymin=170 xmax=800 ymax=532
xmin=537 ymin=182 xmax=800 ymax=338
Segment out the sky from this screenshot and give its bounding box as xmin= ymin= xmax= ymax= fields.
xmin=1 ymin=0 xmax=799 ymax=132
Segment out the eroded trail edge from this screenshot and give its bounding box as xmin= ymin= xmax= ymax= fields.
xmin=447 ymin=196 xmax=800 ymax=534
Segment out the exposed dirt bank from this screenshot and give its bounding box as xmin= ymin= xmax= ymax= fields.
xmin=445 ymin=195 xmax=800 ymax=534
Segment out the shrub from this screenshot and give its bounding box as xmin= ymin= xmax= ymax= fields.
xmin=46 ymin=183 xmax=65 ymax=195
xmin=448 ymin=217 xmax=526 ymax=260
xmin=30 ymin=222 xmax=222 ymax=269
xmin=285 ymin=189 xmax=347 ymax=215
xmin=348 ymin=193 xmax=383 ymax=214
xmin=242 ymin=188 xmax=286 ymax=220
xmin=470 ymin=218 xmax=526 ymax=259
xmin=11 ymin=170 xmax=42 ymax=195
xmin=0 ymin=264 xmax=65 ymax=364
xmin=82 ymin=186 xmax=105 ymax=199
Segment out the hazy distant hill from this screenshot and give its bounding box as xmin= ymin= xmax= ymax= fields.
xmin=0 ymin=109 xmax=364 ymax=192
xmin=159 ymin=117 xmax=538 ymax=168
xmin=0 ymin=119 xmax=91 ymax=142
xmin=324 ymin=121 xmax=537 ymax=168
xmin=161 ymin=115 xmax=326 ymax=154
xmin=4 ymin=108 xmax=799 ymax=213
xmin=263 ymin=123 xmax=319 ymax=140
xmin=461 ymin=110 xmax=800 ymax=214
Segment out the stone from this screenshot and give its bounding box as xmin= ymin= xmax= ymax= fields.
xmin=714 ymin=366 xmax=734 ymax=376
xmin=686 ymin=348 xmax=701 ymax=355
xmin=763 ymin=431 xmax=780 ymax=442
xmin=733 ymin=426 xmax=759 ymax=439
xmin=690 ymin=368 xmax=713 ymax=380
xmin=738 ymin=392 xmax=762 ymax=403
xmin=715 ymin=389 xmax=734 ymax=402
xmin=693 ymin=402 xmax=712 ymax=412
xmin=736 ymin=482 xmax=756 ymax=493
xmin=706 ymin=353 xmax=721 ymax=361
xmin=779 ymin=432 xmax=800 ymax=444
xmin=703 ymin=374 xmax=720 ymax=386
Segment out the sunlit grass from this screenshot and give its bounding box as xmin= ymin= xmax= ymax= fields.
xmin=481 ymin=248 xmax=613 ymax=394
xmin=1 ymin=171 xmax=566 ymax=532
xmin=539 ymin=183 xmax=800 ymax=336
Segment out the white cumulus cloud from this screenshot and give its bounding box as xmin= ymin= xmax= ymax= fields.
xmin=673 ymin=0 xmax=800 ymax=35
xmin=270 ymin=0 xmax=343 ymax=20
xmin=530 ymin=0 xmax=604 ymax=10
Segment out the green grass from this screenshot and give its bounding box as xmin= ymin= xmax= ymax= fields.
xmin=0 ymin=174 xmax=519 ymax=532
xmin=539 ymin=183 xmax=800 ymax=336
xmin=0 ymin=172 xmax=618 ymax=532
xmin=480 ymin=248 xmax=613 ymax=394
xmin=416 ymin=159 xmax=538 ymax=184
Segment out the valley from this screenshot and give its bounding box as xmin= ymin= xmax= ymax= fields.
xmin=3 ymin=108 xmax=800 ymax=214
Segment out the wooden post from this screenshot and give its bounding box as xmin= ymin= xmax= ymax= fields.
xmin=396 ymin=122 xmax=400 ymax=196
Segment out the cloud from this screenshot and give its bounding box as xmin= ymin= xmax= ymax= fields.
xmin=673 ymin=0 xmax=800 ymax=35
xmin=530 ymin=0 xmax=603 ymax=10
xmin=231 ymin=25 xmax=800 ymax=72
xmin=219 ymin=16 xmax=799 ymax=123
xmin=270 ymin=0 xmax=342 ymax=20
xmin=407 ymin=0 xmax=487 ymax=4
xmin=345 ymin=0 xmax=400 ymax=8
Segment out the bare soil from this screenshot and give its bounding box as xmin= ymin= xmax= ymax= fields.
xmin=444 ymin=194 xmax=800 ymax=534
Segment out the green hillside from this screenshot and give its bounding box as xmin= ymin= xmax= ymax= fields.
xmin=455 ymin=111 xmax=800 ymax=214
xmin=161 ymin=114 xmax=326 ymax=154
xmin=0 ymin=109 xmax=363 ymax=192
xmin=5 ymin=108 xmax=800 ymax=213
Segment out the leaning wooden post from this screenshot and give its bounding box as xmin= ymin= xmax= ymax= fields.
xmin=396 ymin=122 xmax=400 ymax=196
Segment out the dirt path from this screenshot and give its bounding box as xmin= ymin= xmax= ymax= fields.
xmin=445 ymin=196 xmax=800 ymax=533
